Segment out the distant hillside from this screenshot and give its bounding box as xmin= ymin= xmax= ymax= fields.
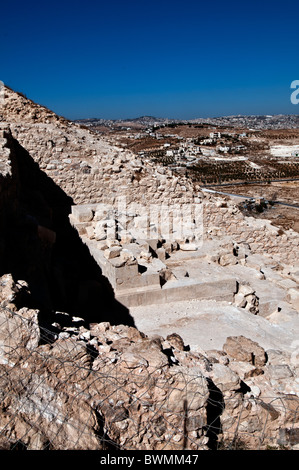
xmin=74 ymin=114 xmax=299 ymax=130
xmin=191 ymin=114 xmax=299 ymax=130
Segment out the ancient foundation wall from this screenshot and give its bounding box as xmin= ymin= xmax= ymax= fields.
xmin=203 ymin=197 xmax=299 ymax=266
xmin=8 ymin=121 xmax=201 ymax=206
xmin=1 ymin=87 xmax=202 ymax=207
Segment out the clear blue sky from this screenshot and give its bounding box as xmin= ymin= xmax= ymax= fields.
xmin=1 ymin=0 xmax=299 ymax=119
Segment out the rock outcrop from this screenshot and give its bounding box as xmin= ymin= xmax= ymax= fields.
xmin=0 ymin=275 xmax=298 ymax=450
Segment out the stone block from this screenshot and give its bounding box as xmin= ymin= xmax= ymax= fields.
xmin=266 ymin=365 xmax=293 ymax=380
xmin=114 ymin=264 xmax=139 ymax=287
xmin=136 ymin=238 xmax=158 ymax=252
xmin=138 ymin=257 xmax=166 ymax=274
xmin=104 ymin=246 xmax=122 ymax=259
xmin=156 ymin=247 xmax=166 ymax=261
xmin=94 ymin=208 xmax=110 ymax=221
xmin=120 ymin=231 xmax=134 ymax=244
xmin=210 ymin=363 xmax=240 ymax=392
xmin=223 ymin=336 xmax=267 ymax=367
xmin=219 ymin=253 xmax=237 ymax=266
xmin=139 ymin=251 xmax=152 ymax=262
xmin=141 ymin=267 xmax=161 ymax=283
xmin=72 ymin=205 xmax=94 ymax=223
xmin=238 ymin=284 xmax=255 ymax=297
xmin=163 ymin=241 xmax=173 ymax=254
xmin=107 ymin=238 xmax=120 ymax=248
xmin=85 ymin=225 xmax=95 ymax=239
xmin=122 ymin=243 xmax=143 ymax=259
xmin=94 ymin=222 xmax=106 ymax=241
xmin=258 ymin=299 xmax=282 ymax=318
xmin=179 ymin=243 xmax=198 ymax=251
xmin=135 ymin=239 xmax=149 ymax=251
xmin=109 ymin=258 xmax=126 ymax=268
xmin=120 ymin=249 xmax=137 ymax=265
xmin=229 ymin=361 xmax=263 ymax=380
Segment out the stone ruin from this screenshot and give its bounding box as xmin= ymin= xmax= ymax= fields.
xmin=69 ymin=202 xmax=238 ymax=308
xmin=0 ymin=85 xmax=299 ymax=450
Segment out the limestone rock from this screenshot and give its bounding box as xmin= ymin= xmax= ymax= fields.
xmin=229 ymin=361 xmax=264 ymax=380
xmin=120 ymin=249 xmax=136 ymax=265
xmin=223 ymin=335 xmax=267 ymax=367
xmin=0 ymin=274 xmax=23 ymax=308
xmin=104 ymin=246 xmax=122 ymax=259
xmin=94 ymin=221 xmax=107 ymax=240
xmin=166 ymin=333 xmax=185 ymax=351
xmin=210 ymin=363 xmax=241 ymax=392
xmin=72 ymin=206 xmax=93 ymax=223
xmin=234 ymin=284 xmax=259 ymax=314
xmin=122 ymin=338 xmax=169 ymax=370
xmin=179 ymin=243 xmax=198 ymax=251
xmin=0 ymin=306 xmax=40 ymax=364
xmin=265 ymin=364 xmax=293 ymax=380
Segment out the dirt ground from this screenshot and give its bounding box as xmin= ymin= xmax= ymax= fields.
xmin=216 ymin=181 xmax=299 ymax=232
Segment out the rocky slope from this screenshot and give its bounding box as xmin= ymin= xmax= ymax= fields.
xmin=0 ymin=274 xmax=299 ymax=450
xmin=0 ymin=86 xmax=197 ymax=206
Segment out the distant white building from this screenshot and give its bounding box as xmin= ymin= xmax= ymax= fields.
xmin=210 ymin=132 xmax=221 ymax=139
xmin=218 ymin=146 xmax=230 ymax=153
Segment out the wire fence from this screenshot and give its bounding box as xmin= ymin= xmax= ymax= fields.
xmin=0 ymin=305 xmax=298 ymax=451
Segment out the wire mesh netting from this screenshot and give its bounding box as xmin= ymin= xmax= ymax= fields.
xmin=0 ymin=305 xmax=298 ymax=451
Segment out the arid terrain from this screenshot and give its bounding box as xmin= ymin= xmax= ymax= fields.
xmin=77 ymin=117 xmax=299 ymax=233
xmin=0 ymin=87 xmax=299 ymax=451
